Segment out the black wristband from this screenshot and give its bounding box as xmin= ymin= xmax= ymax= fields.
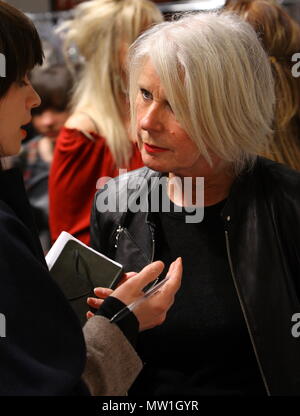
xmin=96 ymin=296 xmax=139 ymax=347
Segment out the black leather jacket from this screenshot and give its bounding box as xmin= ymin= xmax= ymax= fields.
xmin=91 ymin=157 xmax=300 ymax=396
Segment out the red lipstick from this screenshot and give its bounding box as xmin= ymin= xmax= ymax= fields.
xmin=144 ymin=143 xmax=168 ymax=153
xmin=20 ymin=128 xmax=27 ymax=138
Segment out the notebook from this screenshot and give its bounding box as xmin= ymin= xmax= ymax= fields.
xmin=46 ymin=231 xmax=123 ymax=326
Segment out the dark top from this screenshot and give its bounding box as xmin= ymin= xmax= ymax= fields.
xmin=130 ymin=197 xmax=266 ymax=396
xmin=0 ymin=168 xmax=88 ymax=395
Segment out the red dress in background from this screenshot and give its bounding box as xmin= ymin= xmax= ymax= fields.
xmin=49 ymin=127 xmax=143 ymax=245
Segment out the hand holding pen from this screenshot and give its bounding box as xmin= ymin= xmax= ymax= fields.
xmin=109 ymin=273 xmax=172 ymax=324
xmin=87 ymin=258 xmax=182 ymax=331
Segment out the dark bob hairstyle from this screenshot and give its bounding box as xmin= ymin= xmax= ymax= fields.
xmin=0 ymin=0 xmax=43 ymax=98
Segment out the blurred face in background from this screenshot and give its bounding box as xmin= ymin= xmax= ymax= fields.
xmin=32 ymin=108 xmax=69 ymax=140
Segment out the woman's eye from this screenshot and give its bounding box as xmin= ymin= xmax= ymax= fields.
xmin=141 ymin=88 xmax=152 ymax=101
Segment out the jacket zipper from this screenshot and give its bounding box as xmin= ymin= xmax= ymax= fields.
xmin=114 ymin=225 xmax=124 ymax=248
xmin=114 ymin=223 xmax=155 ymax=262
xmin=147 ymin=222 xmax=160 ymax=289
xmin=114 ymin=223 xmax=158 ymax=291
xmin=149 ymin=223 xmax=155 ymax=263
xmin=224 ymin=230 xmax=271 ymax=396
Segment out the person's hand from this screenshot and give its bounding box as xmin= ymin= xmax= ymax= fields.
xmin=87 ymin=258 xmax=182 ymax=331
xmin=86 ymin=271 xmax=137 ymax=318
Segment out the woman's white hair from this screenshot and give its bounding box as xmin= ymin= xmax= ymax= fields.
xmin=60 ymin=0 xmax=162 ymax=167
xmin=129 ymin=11 xmax=276 ymax=173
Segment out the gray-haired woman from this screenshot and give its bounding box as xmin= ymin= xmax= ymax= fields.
xmin=90 ymin=11 xmax=300 ymax=395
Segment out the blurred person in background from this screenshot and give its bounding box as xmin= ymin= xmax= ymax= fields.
xmin=49 ymin=0 xmax=163 ymax=245
xmin=225 ymin=0 xmax=300 ymax=170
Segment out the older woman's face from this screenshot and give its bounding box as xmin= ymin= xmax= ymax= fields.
xmin=136 ymin=60 xmax=213 ymax=177
xmin=0 ymin=75 xmax=40 ymax=156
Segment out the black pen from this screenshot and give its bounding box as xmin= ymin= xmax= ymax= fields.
xmin=110 ymin=275 xmax=170 ymax=324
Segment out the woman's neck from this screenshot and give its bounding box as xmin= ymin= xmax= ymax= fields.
xmin=168 ymin=166 xmax=235 ymax=207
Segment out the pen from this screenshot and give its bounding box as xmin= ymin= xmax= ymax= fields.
xmin=110 ymin=275 xmax=170 ymax=324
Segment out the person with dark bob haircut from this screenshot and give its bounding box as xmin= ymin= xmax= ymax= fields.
xmin=0 ymin=1 xmax=182 ymax=396
xmin=30 ymin=64 xmax=73 ymax=117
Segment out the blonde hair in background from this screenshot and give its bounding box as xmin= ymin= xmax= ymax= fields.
xmin=129 ymin=12 xmax=275 ymax=174
xmin=225 ymin=0 xmax=300 ymax=171
xmin=61 ymin=0 xmax=163 ymax=167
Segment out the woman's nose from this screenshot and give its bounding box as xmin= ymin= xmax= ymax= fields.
xmin=140 ymin=105 xmax=163 ymax=132
xmin=28 ymin=85 xmax=41 ymax=110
